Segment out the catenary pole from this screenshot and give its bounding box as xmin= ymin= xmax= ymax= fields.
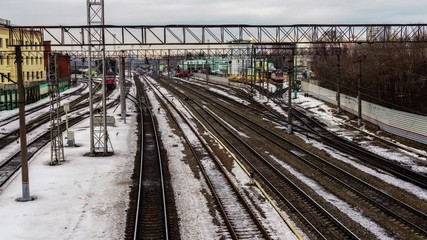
xmin=287 ymin=45 xmax=295 ymax=133
xmin=357 ymin=55 xmax=364 ymax=127
xmin=336 ymin=48 xmax=341 ymax=114
xmin=16 ymin=46 xmax=33 ymax=202
xmin=120 ymin=52 xmax=126 ymax=123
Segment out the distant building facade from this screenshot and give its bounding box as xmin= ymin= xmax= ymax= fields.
xmin=0 ymin=18 xmax=45 ymax=87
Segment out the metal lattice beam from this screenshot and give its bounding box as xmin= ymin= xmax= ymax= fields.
xmin=54 ymin=46 xmax=346 ymax=59
xmin=85 ymin=0 xmax=112 ymax=155
xmin=48 ymin=53 xmax=65 ymax=165
xmin=7 ymin=24 xmax=427 ymax=47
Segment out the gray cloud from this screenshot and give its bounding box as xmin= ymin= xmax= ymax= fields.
xmin=2 ymin=0 xmax=427 ymax=25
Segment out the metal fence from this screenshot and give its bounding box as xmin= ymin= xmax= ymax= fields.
xmin=301 ymin=81 xmax=427 ymax=144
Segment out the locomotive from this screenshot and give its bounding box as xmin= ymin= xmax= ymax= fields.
xmin=175 ymin=70 xmax=189 ymax=78
xmin=105 ymin=71 xmax=117 ymax=90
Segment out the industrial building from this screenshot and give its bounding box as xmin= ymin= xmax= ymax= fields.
xmin=0 ymin=19 xmax=70 ymax=110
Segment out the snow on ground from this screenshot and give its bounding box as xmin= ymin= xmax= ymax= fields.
xmin=269 ymin=154 xmax=393 ymax=240
xmin=145 ymin=84 xmax=220 ymax=240
xmin=0 ymin=98 xmax=136 ymax=239
xmin=295 ymin=132 xmax=427 ymax=201
xmin=230 ymin=157 xmax=300 ymax=240
xmin=146 ymin=76 xmax=300 ymax=239
xmin=250 ymin=82 xmax=427 ymax=174
xmin=293 ymin=92 xmax=427 ymax=174
xmin=204 ymin=107 xmax=250 ymax=139
xmin=0 ymin=81 xmax=87 ymax=121
xmin=178 ymin=77 xmax=251 ymax=106
xmin=233 ymin=83 xmax=427 ymax=199
xmin=2 ymin=75 xmax=421 ymax=239
xmin=0 ymin=81 xmax=88 ymax=135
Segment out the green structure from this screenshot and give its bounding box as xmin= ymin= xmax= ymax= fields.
xmin=0 ymin=78 xmax=69 ymax=111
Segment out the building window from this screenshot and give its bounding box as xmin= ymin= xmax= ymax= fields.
xmin=31 ymin=57 xmax=34 ymax=65
xmin=5 ymin=39 xmax=8 ymax=47
xmin=32 ymin=71 xmax=34 ymax=80
xmin=36 ymin=72 xmax=39 ymax=79
xmin=26 ymin=57 xmax=29 ymax=65
xmin=1 ymin=73 xmax=3 ymax=83
xmin=0 ymin=38 xmax=2 ymax=48
xmin=0 ymin=57 xmax=3 ymax=65
xmin=7 ymin=73 xmax=10 ymax=81
xmin=27 ymin=72 xmax=29 ymax=80
xmin=6 ymin=55 xmax=9 ymax=65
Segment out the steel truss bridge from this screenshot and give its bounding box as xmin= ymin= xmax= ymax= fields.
xmin=56 ymin=46 xmax=347 ymax=59
xmin=6 ymin=24 xmax=427 ymax=48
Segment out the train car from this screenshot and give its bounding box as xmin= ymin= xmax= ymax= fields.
xmin=174 ymin=70 xmax=189 ymax=77
xmin=270 ymin=70 xmax=284 ymax=83
xmin=182 ymin=70 xmax=189 ymax=77
xmin=105 ymin=72 xmax=117 ymax=90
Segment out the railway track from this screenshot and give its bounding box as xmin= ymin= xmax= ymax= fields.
xmin=0 ymin=83 xmax=102 ymax=150
xmin=125 ymin=78 xmax=170 ymax=239
xmin=180 ymin=78 xmax=427 ymax=190
xmin=0 ymin=81 xmax=89 ymax=128
xmin=145 ymin=75 xmax=272 ymax=239
xmin=273 ymin=86 xmax=427 ymax=189
xmin=154 ymin=75 xmax=360 ymax=239
xmin=0 ymin=86 xmax=119 ymax=189
xmin=156 ymin=75 xmax=427 ymax=239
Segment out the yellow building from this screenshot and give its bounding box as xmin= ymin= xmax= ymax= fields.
xmin=0 ymin=18 xmax=45 ymax=86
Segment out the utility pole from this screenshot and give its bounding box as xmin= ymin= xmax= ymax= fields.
xmin=287 ymin=45 xmax=295 ymax=134
xmin=357 ymin=55 xmax=365 ymax=127
xmin=15 ymin=46 xmax=33 ymax=202
xmin=205 ymin=58 xmax=209 ymax=84
xmin=245 ymin=47 xmax=249 ymax=84
xmin=266 ymin=58 xmax=269 ymax=102
xmin=336 ymin=47 xmax=341 ymax=114
xmin=251 ymin=46 xmax=255 ymax=88
xmin=120 ymin=51 xmax=126 ymax=123
xmin=87 ymin=0 xmax=111 ymax=155
xmin=49 ymin=53 xmax=65 ymax=165
xmin=128 ymin=57 xmax=131 ymax=79
xmin=259 ymin=60 xmax=263 ymax=97
xmin=167 ymin=49 xmax=170 ymax=79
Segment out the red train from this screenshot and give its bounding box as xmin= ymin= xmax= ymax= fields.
xmin=175 ymin=70 xmax=189 ymax=78
xmin=270 ymin=70 xmax=284 ymax=83
xmin=105 ymin=72 xmax=117 ymax=90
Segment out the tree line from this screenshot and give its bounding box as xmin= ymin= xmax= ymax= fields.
xmin=310 ymin=43 xmax=427 ymax=115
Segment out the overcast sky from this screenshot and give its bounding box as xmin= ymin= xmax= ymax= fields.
xmin=2 ymin=0 xmax=427 ymax=26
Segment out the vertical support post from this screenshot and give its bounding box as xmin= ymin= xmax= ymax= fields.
xmin=49 ymin=53 xmax=65 ymax=164
xmin=336 ymin=48 xmax=341 ymax=114
xmin=120 ymin=52 xmax=126 ymax=123
xmin=259 ymin=60 xmax=263 ymax=97
xmin=357 ymin=55 xmax=364 ymax=127
xmin=266 ymin=59 xmax=269 ymax=102
xmin=16 ymin=46 xmax=32 ymax=201
xmin=167 ymin=49 xmax=170 ymax=79
xmin=87 ymin=49 xmax=94 ymax=153
xmin=128 ymin=57 xmax=131 ymax=78
xmin=205 ymin=58 xmax=209 ymax=84
xmin=287 ymin=45 xmax=295 ymax=134
xmin=74 ymin=60 xmax=77 ymax=86
xmin=102 ymin=42 xmax=108 ymax=154
xmin=251 ymin=46 xmax=255 ymax=88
